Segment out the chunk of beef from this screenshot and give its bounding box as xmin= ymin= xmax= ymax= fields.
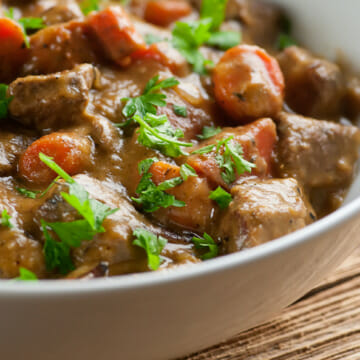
xmin=219 ymin=178 xmax=315 ymax=252
xmin=0 ymin=228 xmax=46 ymax=279
xmin=23 ymin=21 xmax=100 ymax=76
xmin=344 ymin=76 xmax=360 ymax=120
xmin=9 ymin=64 xmax=98 ymax=131
xmin=41 ymin=1 xmax=83 ymax=26
xmin=277 ymin=46 xmax=346 ymax=119
xmin=276 ymin=112 xmax=360 ymax=189
xmin=0 ymin=131 xmax=35 ymax=175
xmin=34 ymin=174 xmax=198 ymax=272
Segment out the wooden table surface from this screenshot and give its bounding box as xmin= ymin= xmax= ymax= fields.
xmin=182 ymin=248 xmax=360 ymax=360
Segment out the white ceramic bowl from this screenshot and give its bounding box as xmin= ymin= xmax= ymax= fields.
xmin=1 ymin=1 xmax=360 ymax=359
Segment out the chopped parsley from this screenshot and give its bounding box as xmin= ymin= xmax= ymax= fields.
xmin=134 ymin=113 xmax=193 ymax=157
xmin=197 ymin=126 xmax=222 ymax=140
xmin=192 ymin=233 xmax=218 ymax=260
xmin=1 ymin=209 xmax=13 ymax=229
xmin=133 ymin=228 xmax=167 ymax=271
xmin=0 ymin=84 xmax=13 ymax=120
xmin=80 ymin=0 xmax=100 ymax=15
xmin=173 ymin=104 xmax=188 ymax=117
xmin=209 ymin=186 xmax=232 ymax=209
xmin=191 ymin=136 xmax=255 ymax=184
xmin=121 ymin=75 xmax=180 ymax=119
xmin=5 ymin=8 xmax=46 ymax=48
xmin=16 ymin=267 xmax=38 ymax=281
xmin=276 ymin=15 xmax=297 ymax=50
xmin=132 ymin=158 xmax=185 ymax=212
xmin=39 ymin=153 xmax=118 ymax=274
xmin=145 ymin=34 xmax=165 ymax=45
xmin=180 ymin=164 xmax=198 ymax=180
xmin=171 ymin=0 xmax=240 ymax=73
xmin=16 ymin=176 xmax=61 ymax=199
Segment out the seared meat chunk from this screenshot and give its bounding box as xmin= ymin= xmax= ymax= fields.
xmin=344 ymin=76 xmax=360 ymax=120
xmin=219 ymin=178 xmax=315 ymax=252
xmin=0 ymin=131 xmax=34 ymax=175
xmin=9 ymin=64 xmax=98 ymax=131
xmin=276 ymin=112 xmax=360 ymax=189
xmin=277 ymin=46 xmax=345 ymax=118
xmin=0 ymin=228 xmax=46 ymax=278
xmin=34 ymin=174 xmax=198 ymax=272
xmin=24 ymin=21 xmax=100 ymax=75
xmin=41 ymin=1 xmax=83 ymax=26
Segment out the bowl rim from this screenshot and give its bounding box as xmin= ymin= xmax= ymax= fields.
xmin=1 ymin=193 xmax=359 ymax=296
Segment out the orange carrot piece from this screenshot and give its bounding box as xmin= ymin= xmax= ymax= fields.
xmin=19 ymin=133 xmax=93 ymax=185
xmin=0 ymin=17 xmax=25 ymax=56
xmin=148 ymin=161 xmax=181 ymax=185
xmin=144 ymin=0 xmax=192 ymax=27
xmin=87 ymin=6 xmax=146 ymax=66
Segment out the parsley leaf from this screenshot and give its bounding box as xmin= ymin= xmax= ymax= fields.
xmin=121 ymin=75 xmax=179 ymax=119
xmin=145 ymin=34 xmax=165 ymax=45
xmin=133 ymin=228 xmax=167 ymax=270
xmin=197 ymin=126 xmax=221 ymax=140
xmin=276 ymin=15 xmax=297 ymax=50
xmin=134 ymin=113 xmax=193 ymax=157
xmin=200 ymin=0 xmax=228 ymax=31
xmin=180 ymin=164 xmax=198 ymax=180
xmin=39 ymin=153 xmax=118 ymax=274
xmin=5 ymin=8 xmax=45 ymax=48
xmin=42 ymin=220 xmax=75 ymax=275
xmin=16 ymin=267 xmax=38 ymax=281
xmin=209 ymin=186 xmax=232 ymax=209
xmin=216 ymin=137 xmax=255 ymax=184
xmin=132 ymin=159 xmax=185 ymax=212
xmin=1 ymin=209 xmax=13 ymax=229
xmin=16 ymin=176 xmax=60 ymax=199
xmin=80 ymin=0 xmax=100 ymax=15
xmin=0 ymin=84 xmax=13 ymax=120
xmin=173 ymin=104 xmax=188 ymax=117
xmin=206 ymin=31 xmax=241 ymax=50
xmin=192 ymin=233 xmax=218 ymax=260
xmin=172 ymin=18 xmax=213 ymax=74
xmin=191 ymin=144 xmax=216 ymax=155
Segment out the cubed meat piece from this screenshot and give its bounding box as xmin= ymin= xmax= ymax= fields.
xmin=24 ymin=21 xmax=99 ymax=75
xmin=276 ymin=112 xmax=360 ymax=189
xmin=41 ymin=1 xmax=83 ymax=26
xmin=9 ymin=64 xmax=98 ymax=131
xmin=87 ymin=6 xmax=147 ymax=66
xmin=0 ymin=131 xmax=34 ymax=176
xmin=0 ymin=228 xmax=46 ymax=279
xmin=34 ymin=174 xmax=193 ymax=272
xmin=187 ymin=118 xmax=277 ymax=189
xmin=277 ymin=46 xmax=345 ymax=119
xmin=219 ymin=178 xmax=315 ymax=252
xmin=344 ymin=76 xmax=360 ymax=120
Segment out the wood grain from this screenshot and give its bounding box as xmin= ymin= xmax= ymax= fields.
xmin=183 ymin=248 xmax=360 ymax=360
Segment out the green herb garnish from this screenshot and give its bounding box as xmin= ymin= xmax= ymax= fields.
xmin=5 ymin=8 xmax=45 ymax=48
xmin=134 ymin=113 xmax=193 ymax=157
xmin=192 ymin=233 xmax=218 ymax=260
xmin=180 ymin=164 xmax=198 ymax=180
xmin=171 ymin=0 xmax=240 ymax=73
xmin=80 ymin=0 xmax=100 ymax=15
xmin=0 ymin=84 xmax=13 ymax=119
xmin=173 ymin=104 xmax=188 ymax=117
xmin=197 ymin=126 xmax=222 ymax=140
xmin=16 ymin=176 xmax=61 ymax=199
xmin=209 ymin=186 xmax=232 ymax=209
xmin=16 ymin=267 xmax=38 ymax=281
xmin=1 ymin=209 xmax=13 ymax=229
xmin=133 ymin=228 xmax=167 ymax=270
xmin=39 ymin=153 xmax=118 ymax=274
xmin=121 ymin=75 xmax=180 ymax=119
xmin=132 ymin=158 xmax=185 ymax=212
xmin=276 ymin=16 xmax=297 ymax=50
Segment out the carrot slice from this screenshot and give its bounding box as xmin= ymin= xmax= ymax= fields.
xmin=148 ymin=161 xmax=181 ymax=185
xmin=0 ymin=17 xmax=25 ymax=56
xmin=87 ymin=6 xmax=146 ymax=66
xmin=19 ymin=133 xmax=93 ymax=185
xmin=144 ymin=1 xmax=192 ymax=27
